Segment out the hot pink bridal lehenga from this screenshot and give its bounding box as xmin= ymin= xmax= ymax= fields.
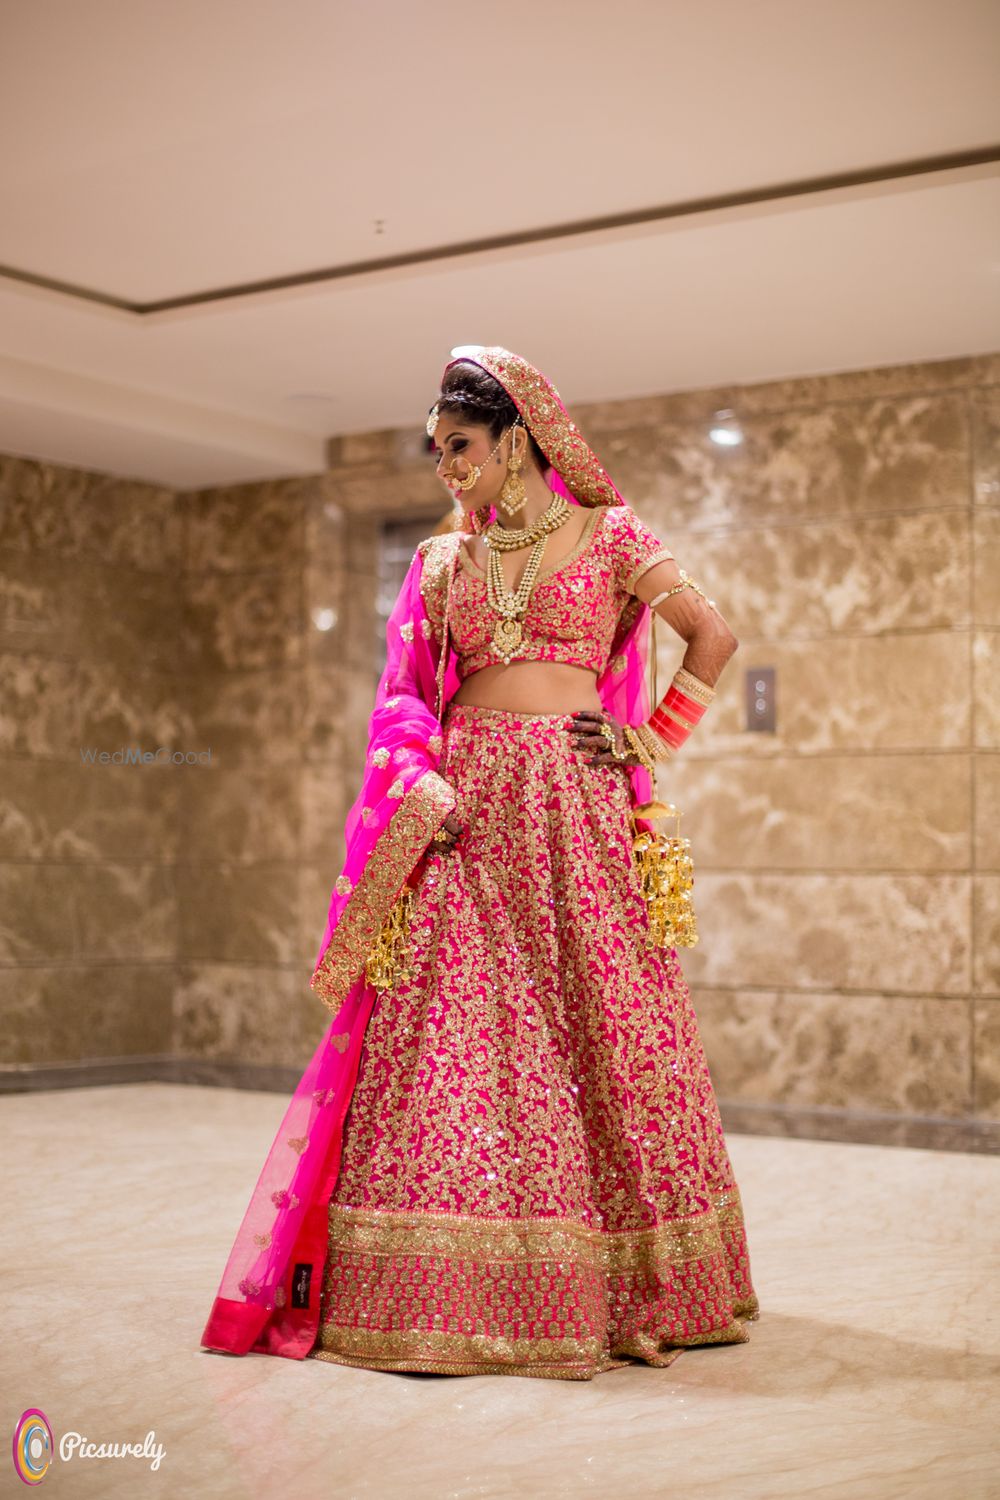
xmin=200 ymin=345 xmax=759 ymax=1380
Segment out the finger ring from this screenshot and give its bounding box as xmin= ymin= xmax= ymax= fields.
xmin=432 ymin=829 xmax=449 ymax=843
xmin=598 ymin=721 xmax=628 ymax=762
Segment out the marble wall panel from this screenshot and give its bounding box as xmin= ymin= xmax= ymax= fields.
xmin=175 ymin=861 xmax=302 ymax=966
xmin=973 ymin=876 xmax=1000 ymax=996
xmin=971 ymin=386 xmax=1000 ymax=506
xmin=182 ymin=665 xmax=306 ymax=769
xmin=180 ymin=479 xmax=308 ymax=572
xmin=578 ymin=392 xmax=971 ymax=530
xmin=0 ymin=758 xmax=181 ymax=863
xmin=0 ymin=863 xmax=81 ymax=964
xmin=677 ymin=872 xmax=971 ymax=996
xmin=4 ymin=354 xmax=998 ymax=1137
xmin=0 ymin=965 xmax=174 ymax=1066
xmin=972 ymin=1000 xmax=1000 ymax=1117
xmin=0 ymin=650 xmax=185 ymax=763
xmin=662 ymin=631 xmax=971 ymax=759
xmin=301 ymin=863 xmax=340 ymax=973
xmin=179 ymin=765 xmax=301 ymax=863
xmin=0 ymin=653 xmax=85 ymax=757
xmin=656 ymin=510 xmax=970 ymax=639
xmin=974 ymin=755 xmax=1000 ymax=871
xmin=694 ymin=989 xmax=973 ymax=1118
xmin=181 ymin=570 xmax=304 ymax=672
xmin=662 ymin=753 xmax=970 ymax=871
xmin=973 ymin=632 xmax=999 ymax=749
xmin=74 ymin=863 xmax=176 ymax=962
xmin=973 ymin=509 xmax=1000 ymax=626
xmin=173 ymin=963 xmax=320 ymax=1070
xmin=0 ymin=456 xmax=182 ymax=569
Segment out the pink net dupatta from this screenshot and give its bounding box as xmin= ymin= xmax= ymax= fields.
xmin=200 ymin=545 xmax=456 ymax=1358
xmin=200 ymin=442 xmax=656 ymax=1358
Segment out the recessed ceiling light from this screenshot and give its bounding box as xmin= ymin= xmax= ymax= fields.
xmin=709 ymin=409 xmax=744 ymax=447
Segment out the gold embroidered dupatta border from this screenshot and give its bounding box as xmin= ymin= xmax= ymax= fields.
xmin=310 ymin=540 xmax=461 ymax=1014
xmin=309 ymin=769 xmax=456 ymax=1013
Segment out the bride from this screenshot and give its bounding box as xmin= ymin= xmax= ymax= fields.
xmin=200 ymin=344 xmax=759 ymax=1380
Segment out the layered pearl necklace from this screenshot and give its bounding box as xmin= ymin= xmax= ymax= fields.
xmin=483 ymin=492 xmax=572 ymax=664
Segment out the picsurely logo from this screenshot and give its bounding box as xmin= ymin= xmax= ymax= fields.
xmin=11 ymin=1409 xmax=166 ymax=1483
xmin=12 ymin=1409 xmax=52 ymax=1485
xmin=60 ymin=1430 xmax=166 ymax=1472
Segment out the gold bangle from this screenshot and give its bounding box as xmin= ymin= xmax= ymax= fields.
xmin=672 ymin=666 xmax=716 ymax=707
xmin=622 ymin=725 xmax=656 ymax=776
xmin=634 ymin=721 xmax=673 ymax=763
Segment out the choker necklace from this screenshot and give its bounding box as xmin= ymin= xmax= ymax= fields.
xmin=483 ymin=492 xmax=572 ymax=663
xmin=483 ymin=491 xmax=570 ymax=551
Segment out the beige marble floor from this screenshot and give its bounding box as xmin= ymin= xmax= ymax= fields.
xmin=3 ymin=1083 xmax=998 ymax=1500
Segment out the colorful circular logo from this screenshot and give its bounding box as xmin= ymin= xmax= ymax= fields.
xmin=12 ymin=1410 xmax=53 ymax=1486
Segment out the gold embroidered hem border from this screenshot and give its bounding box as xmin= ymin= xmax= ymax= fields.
xmin=310 ymin=1194 xmax=759 ymax=1379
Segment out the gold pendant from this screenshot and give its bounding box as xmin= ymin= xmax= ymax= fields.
xmin=493 ymin=617 xmax=522 ymax=659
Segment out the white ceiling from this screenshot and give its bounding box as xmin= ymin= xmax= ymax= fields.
xmin=0 ymin=0 xmax=998 ymax=491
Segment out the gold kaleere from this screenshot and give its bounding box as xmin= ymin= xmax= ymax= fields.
xmin=630 ymin=802 xmax=699 ymax=949
xmin=364 ymin=883 xmax=416 ymax=991
xmin=627 ymin=599 xmax=699 ymax=947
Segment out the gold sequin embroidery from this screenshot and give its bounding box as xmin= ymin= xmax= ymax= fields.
xmin=311 ymin=704 xmax=759 ymax=1378
xmin=418 ymin=532 xmax=464 ymax=647
xmin=446 ymin=504 xmax=678 ymax=680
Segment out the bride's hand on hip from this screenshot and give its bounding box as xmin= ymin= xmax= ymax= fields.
xmin=568 ymin=709 xmax=641 ymax=770
xmin=431 ymin=811 xmax=464 ymax=852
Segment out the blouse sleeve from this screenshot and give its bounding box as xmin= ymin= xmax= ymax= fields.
xmin=604 ymin=507 xmax=738 ymax=690
xmin=417 ymin=531 xmax=459 ymax=645
xmin=605 ymin=505 xmax=677 ymax=595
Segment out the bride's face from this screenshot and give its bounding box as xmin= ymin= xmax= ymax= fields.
xmin=432 ymin=416 xmax=523 ymax=511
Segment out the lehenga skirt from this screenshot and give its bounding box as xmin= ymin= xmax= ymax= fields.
xmin=310 ymin=702 xmax=759 ymax=1380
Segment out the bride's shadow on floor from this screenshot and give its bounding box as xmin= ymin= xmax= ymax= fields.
xmin=387 ymin=1311 xmax=1000 ymax=1393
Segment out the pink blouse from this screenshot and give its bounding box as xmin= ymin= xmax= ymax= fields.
xmin=419 ymin=503 xmax=674 ymax=680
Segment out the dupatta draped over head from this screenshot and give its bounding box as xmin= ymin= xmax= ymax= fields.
xmin=200 ymin=345 xmax=659 ymax=1359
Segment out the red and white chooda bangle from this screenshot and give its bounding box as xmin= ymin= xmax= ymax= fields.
xmin=645 ymin=666 xmax=716 ymax=756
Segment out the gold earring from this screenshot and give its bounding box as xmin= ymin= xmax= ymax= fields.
xmin=497 ymin=423 xmax=526 ymax=519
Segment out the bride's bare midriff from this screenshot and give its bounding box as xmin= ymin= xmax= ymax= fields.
xmin=450 ymin=660 xmax=604 ymax=715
